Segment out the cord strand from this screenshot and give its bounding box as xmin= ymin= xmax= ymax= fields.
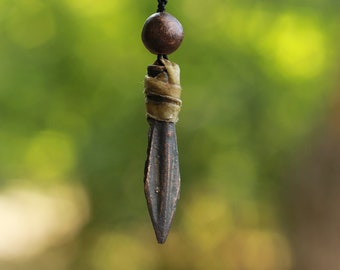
xmin=157 ymin=0 xmax=168 ymax=12
xmin=156 ymin=1 xmax=169 ymax=59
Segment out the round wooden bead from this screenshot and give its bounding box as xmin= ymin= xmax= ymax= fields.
xmin=142 ymin=12 xmax=184 ymax=55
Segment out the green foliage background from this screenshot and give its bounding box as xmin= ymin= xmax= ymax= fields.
xmin=0 ymin=0 xmax=339 ymax=269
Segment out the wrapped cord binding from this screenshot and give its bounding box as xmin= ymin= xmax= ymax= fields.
xmin=144 ymin=58 xmax=182 ymax=123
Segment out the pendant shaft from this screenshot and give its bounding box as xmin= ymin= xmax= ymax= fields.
xmin=144 ymin=119 xmax=180 ymax=243
xmin=144 ymin=63 xmax=181 ymax=244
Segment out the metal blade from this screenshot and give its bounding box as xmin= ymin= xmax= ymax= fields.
xmin=144 ymin=118 xmax=181 ymax=243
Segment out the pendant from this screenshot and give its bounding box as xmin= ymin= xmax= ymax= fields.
xmin=141 ymin=6 xmax=184 ymax=244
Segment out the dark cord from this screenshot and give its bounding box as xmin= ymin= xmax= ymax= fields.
xmin=157 ymin=54 xmax=168 ymax=64
xmin=157 ymin=0 xmax=168 ymax=12
xmin=157 ymin=0 xmax=169 ymax=59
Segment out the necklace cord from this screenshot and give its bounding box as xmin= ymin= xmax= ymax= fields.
xmin=157 ymin=0 xmax=168 ymax=12
xmin=156 ymin=0 xmax=169 ymax=59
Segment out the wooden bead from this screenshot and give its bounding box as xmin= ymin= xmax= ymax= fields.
xmin=142 ymin=12 xmax=184 ymax=55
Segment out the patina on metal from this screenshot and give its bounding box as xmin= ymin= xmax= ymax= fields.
xmin=144 ymin=117 xmax=180 ymax=243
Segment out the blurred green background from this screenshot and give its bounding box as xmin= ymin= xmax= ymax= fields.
xmin=0 ymin=0 xmax=339 ymax=269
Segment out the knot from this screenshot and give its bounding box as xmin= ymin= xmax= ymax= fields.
xmin=144 ymin=58 xmax=182 ymax=123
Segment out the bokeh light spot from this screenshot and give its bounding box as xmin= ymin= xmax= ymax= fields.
xmin=183 ymin=192 xmax=233 ymax=250
xmin=90 ymin=232 xmax=155 ymax=270
xmin=241 ymin=230 xmax=292 ymax=270
xmin=25 ymin=130 xmax=75 ymax=181
xmin=64 ymin=0 xmax=121 ymax=16
xmin=260 ymin=13 xmax=326 ymax=79
xmin=5 ymin=0 xmax=55 ymax=48
xmin=0 ymin=184 xmax=89 ymax=261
